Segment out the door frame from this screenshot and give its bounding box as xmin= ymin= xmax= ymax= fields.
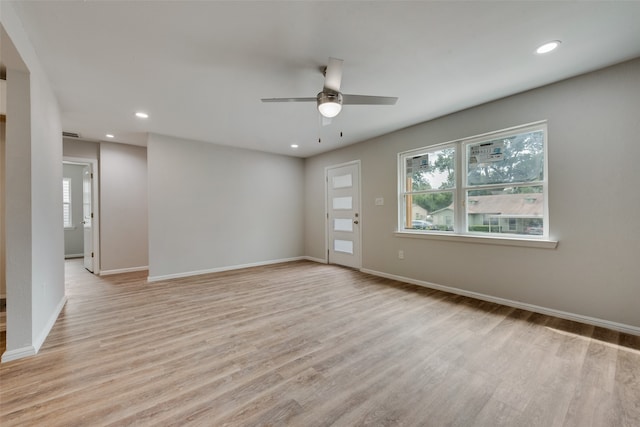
xmin=63 ymin=156 xmax=100 ymax=275
xmin=325 ymin=160 xmax=362 ymax=269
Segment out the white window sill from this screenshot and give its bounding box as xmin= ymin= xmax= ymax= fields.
xmin=394 ymin=230 xmax=558 ymax=249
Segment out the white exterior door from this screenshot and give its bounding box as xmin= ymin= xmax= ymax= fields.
xmin=327 ymin=162 xmax=361 ymax=269
xmin=82 ymin=164 xmax=94 ymax=272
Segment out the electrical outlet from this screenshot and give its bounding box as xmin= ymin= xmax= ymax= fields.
xmin=398 ymin=250 xmax=404 ymax=259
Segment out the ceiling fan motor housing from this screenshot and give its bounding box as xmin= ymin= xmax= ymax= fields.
xmin=317 ymin=91 xmax=343 ymax=117
xmin=317 ymin=90 xmax=343 ymax=104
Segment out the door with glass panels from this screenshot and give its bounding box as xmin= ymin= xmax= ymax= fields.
xmin=327 ymin=162 xmax=361 ymax=269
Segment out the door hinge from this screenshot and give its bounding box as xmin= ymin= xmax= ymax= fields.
xmin=91 ymin=212 xmax=94 ymax=218
xmin=91 ymin=252 xmax=94 ymax=258
xmin=91 ymin=173 xmax=93 ymax=179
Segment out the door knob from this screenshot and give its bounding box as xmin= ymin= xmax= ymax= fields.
xmin=353 ymin=220 xmax=359 ymax=224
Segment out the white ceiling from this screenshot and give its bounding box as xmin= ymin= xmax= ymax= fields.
xmin=8 ymin=1 xmax=640 ymax=158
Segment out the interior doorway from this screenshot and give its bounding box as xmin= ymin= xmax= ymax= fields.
xmin=63 ymin=158 xmax=99 ymax=274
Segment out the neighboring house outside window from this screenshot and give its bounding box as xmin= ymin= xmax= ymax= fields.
xmin=399 ymin=121 xmax=548 ymax=239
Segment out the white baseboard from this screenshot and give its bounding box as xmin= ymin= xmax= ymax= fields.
xmin=2 ymin=345 xmax=37 ymax=363
xmin=147 ymin=257 xmax=306 ymax=282
xmin=303 ymin=256 xmax=327 ymax=264
xmin=34 ymin=295 xmax=68 ymax=353
xmin=0 ymin=295 xmax=67 ymax=364
xmin=361 ymin=268 xmax=640 ymax=337
xmin=100 ymin=266 xmax=148 ymax=276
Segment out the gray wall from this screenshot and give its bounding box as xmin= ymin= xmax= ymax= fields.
xmin=147 ymin=133 xmax=304 ymax=280
xmin=63 ymin=163 xmax=84 ymax=257
xmin=63 ymin=138 xmax=98 ymax=159
xmin=99 ymin=142 xmax=148 ymax=273
xmin=2 ymin=2 xmax=66 ymax=361
xmin=305 ymin=58 xmax=640 ymax=329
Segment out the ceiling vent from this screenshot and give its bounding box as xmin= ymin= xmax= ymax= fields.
xmin=62 ymin=131 xmax=80 ymax=138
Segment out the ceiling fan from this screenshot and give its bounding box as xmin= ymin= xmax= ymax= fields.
xmin=261 ymin=57 xmax=398 ymax=119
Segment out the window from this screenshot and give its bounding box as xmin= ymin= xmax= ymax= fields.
xmin=63 ymin=177 xmax=72 ymax=228
xmin=399 ymin=122 xmax=548 ymax=239
xmin=400 ymin=145 xmax=456 ymax=231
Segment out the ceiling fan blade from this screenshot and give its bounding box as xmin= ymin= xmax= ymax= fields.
xmin=323 ymin=57 xmax=343 ymax=92
xmin=342 ymin=94 xmax=398 ymax=105
xmin=261 ymin=97 xmax=316 ymax=103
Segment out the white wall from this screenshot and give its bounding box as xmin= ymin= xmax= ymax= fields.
xmin=305 ymin=58 xmax=640 ymax=331
xmin=1 ymin=3 xmax=66 ymax=361
xmin=63 ymin=163 xmax=84 ymax=257
xmin=99 ymin=142 xmax=148 ymax=273
xmin=147 ymin=133 xmax=304 ymax=280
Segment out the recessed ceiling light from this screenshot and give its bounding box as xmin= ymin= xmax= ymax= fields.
xmin=106 ymin=134 xmax=115 ymax=138
xmin=135 ymin=112 xmax=149 ymax=119
xmin=290 ymin=144 xmax=299 ymax=149
xmin=536 ymin=40 xmax=561 ymax=54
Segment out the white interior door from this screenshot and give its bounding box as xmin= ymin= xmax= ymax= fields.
xmin=82 ymin=164 xmax=94 ymax=272
xmin=327 ymin=162 xmax=361 ymax=269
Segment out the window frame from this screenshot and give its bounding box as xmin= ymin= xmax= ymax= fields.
xmin=397 ymin=121 xmax=556 ymax=248
xmin=399 ymin=142 xmax=457 ymax=232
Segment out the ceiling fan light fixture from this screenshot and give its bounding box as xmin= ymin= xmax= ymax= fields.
xmin=317 ymin=92 xmax=343 ymax=118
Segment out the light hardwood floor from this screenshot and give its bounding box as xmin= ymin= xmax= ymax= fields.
xmin=0 ymin=259 xmax=639 ymax=426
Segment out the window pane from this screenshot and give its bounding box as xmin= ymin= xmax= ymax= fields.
xmin=403 ymin=192 xmax=454 ymax=231
xmin=63 ymin=178 xmax=72 ymax=227
xmin=405 ymin=147 xmax=456 ymax=191
xmin=63 ymin=205 xmax=71 ymax=228
xmin=62 ymin=178 xmax=71 ymax=203
xmin=467 ymin=186 xmax=544 ymax=235
xmin=467 ymin=130 xmax=544 ymax=186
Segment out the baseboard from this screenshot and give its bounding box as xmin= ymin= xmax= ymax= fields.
xmin=0 ymin=295 xmax=67 ymax=363
xmin=2 ymin=345 xmax=37 ymax=363
xmin=64 ymin=253 xmax=83 ymax=259
xmin=361 ymin=268 xmax=640 ymax=337
xmin=303 ymin=256 xmax=327 ymax=264
xmin=34 ymin=295 xmax=68 ymax=353
xmin=100 ymin=266 xmax=148 ymax=276
xmin=147 ymin=257 xmax=306 ymax=282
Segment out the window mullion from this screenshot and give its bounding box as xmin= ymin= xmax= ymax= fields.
xmin=455 ymin=143 xmax=465 ymax=233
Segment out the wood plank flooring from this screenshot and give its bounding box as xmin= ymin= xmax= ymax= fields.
xmin=0 ymin=259 xmax=639 ymax=426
